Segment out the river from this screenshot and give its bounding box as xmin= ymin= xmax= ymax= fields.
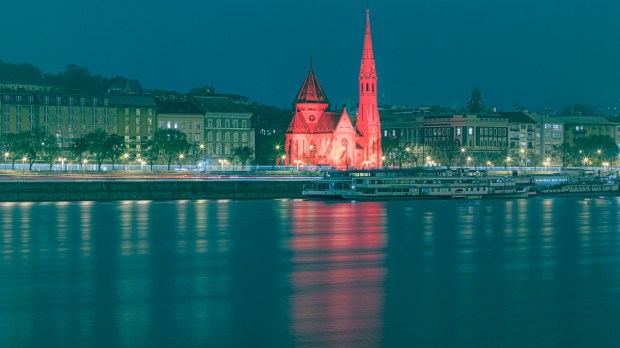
xmin=2 ymin=197 xmax=620 ymax=347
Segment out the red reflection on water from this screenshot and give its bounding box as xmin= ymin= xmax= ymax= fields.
xmin=289 ymin=201 xmax=386 ymax=348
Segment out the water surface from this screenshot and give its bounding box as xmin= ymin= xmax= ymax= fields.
xmin=2 ymin=197 xmax=620 ymax=347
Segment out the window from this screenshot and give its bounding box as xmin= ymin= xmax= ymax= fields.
xmin=207 ymin=119 xmax=213 ymax=127
xmin=225 ymin=119 xmax=230 ymax=128
xmin=242 ymin=120 xmax=246 ymax=128
xmin=136 ymin=109 xmax=141 ymax=116
xmin=468 ymin=127 xmax=473 ymax=135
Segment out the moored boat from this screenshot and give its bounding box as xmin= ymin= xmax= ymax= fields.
xmin=303 ymin=169 xmax=532 ymax=201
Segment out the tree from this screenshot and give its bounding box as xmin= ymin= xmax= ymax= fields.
xmin=69 ymin=137 xmax=90 ymax=170
xmin=86 ymin=129 xmax=109 ymax=171
xmin=234 ymin=146 xmax=253 ymax=170
xmin=106 ymin=134 xmax=125 ymax=170
xmin=571 ymin=135 xmax=618 ymax=166
xmin=143 ymin=139 xmax=159 ymax=171
xmin=153 ymin=129 xmax=190 ymax=170
xmin=466 ymin=87 xmax=484 ymax=113
xmin=22 ymin=128 xmax=48 ymax=171
xmin=1 ymin=132 xmax=24 ymax=170
xmin=435 ymin=139 xmax=461 ymax=169
xmin=41 ymin=133 xmax=62 ymax=170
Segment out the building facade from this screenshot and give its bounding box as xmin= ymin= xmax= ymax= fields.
xmin=285 ymin=8 xmax=382 ymax=168
xmin=192 ymin=96 xmax=254 ymax=165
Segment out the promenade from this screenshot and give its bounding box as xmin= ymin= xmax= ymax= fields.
xmin=0 ymin=167 xmax=318 ymax=202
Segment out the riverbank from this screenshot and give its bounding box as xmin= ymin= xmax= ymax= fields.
xmin=0 ymin=177 xmax=314 ymax=202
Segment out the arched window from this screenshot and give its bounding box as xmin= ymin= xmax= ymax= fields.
xmin=366 ymin=83 xmax=369 ymax=92
xmin=372 ymin=83 xmax=375 ymax=93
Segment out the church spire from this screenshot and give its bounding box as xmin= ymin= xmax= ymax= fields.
xmin=360 ymin=7 xmax=375 ymax=78
xmin=357 ymin=6 xmax=381 ymax=168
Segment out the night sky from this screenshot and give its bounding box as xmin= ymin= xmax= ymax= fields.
xmin=2 ymin=0 xmax=619 ymax=112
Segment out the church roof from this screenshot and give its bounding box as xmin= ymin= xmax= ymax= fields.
xmin=294 ymin=67 xmax=330 ymax=105
xmin=314 ymin=112 xmax=340 ymax=133
xmin=286 ymin=114 xmax=310 ymax=133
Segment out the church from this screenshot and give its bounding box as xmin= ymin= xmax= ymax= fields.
xmin=284 ymin=8 xmax=382 ymax=169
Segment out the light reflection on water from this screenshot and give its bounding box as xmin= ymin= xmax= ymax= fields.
xmin=1 ymin=197 xmax=620 ymax=347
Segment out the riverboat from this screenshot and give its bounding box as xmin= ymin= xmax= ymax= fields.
xmin=301 ymin=171 xmax=355 ymax=199
xmin=303 ymin=169 xmax=531 ymax=200
xmin=536 ymin=175 xmax=619 ymax=196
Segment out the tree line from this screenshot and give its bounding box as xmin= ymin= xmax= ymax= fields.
xmin=0 ymin=128 xmax=254 ymax=171
xmin=0 ymin=60 xmax=143 ymax=94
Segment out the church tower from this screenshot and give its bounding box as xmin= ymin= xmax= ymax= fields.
xmin=356 ymin=7 xmax=382 ymax=167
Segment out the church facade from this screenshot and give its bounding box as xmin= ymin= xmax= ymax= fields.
xmin=284 ymin=8 xmax=382 ymax=169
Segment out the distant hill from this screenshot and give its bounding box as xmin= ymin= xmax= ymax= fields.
xmin=0 ymin=60 xmax=142 ymax=94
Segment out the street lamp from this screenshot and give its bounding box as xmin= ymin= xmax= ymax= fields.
xmin=603 ymin=161 xmax=610 ymax=171
xmin=466 ymin=156 xmax=472 ymax=169
xmin=294 ymin=159 xmax=302 ymax=171
xmin=82 ymin=158 xmax=88 ymax=172
xmin=58 ymin=157 xmax=66 ymax=172
xmin=505 ymin=156 xmax=511 ymax=169
xmin=3 ymin=152 xmax=8 ymax=164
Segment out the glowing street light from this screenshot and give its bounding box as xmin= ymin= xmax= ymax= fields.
xmin=3 ymin=152 xmax=9 ymax=163
xmin=58 ymin=157 xmax=66 ymax=172
xmin=294 ymin=159 xmax=302 ymax=171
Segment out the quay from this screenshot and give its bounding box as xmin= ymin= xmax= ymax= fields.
xmin=0 ymin=174 xmax=314 ymax=202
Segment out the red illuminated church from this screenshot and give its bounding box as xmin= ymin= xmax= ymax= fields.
xmin=284 ymin=8 xmax=382 ymax=169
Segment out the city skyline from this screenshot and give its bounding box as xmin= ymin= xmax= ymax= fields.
xmin=2 ymin=1 xmax=619 ymax=112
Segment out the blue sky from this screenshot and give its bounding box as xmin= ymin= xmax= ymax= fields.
xmin=2 ymin=0 xmax=619 ymax=111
